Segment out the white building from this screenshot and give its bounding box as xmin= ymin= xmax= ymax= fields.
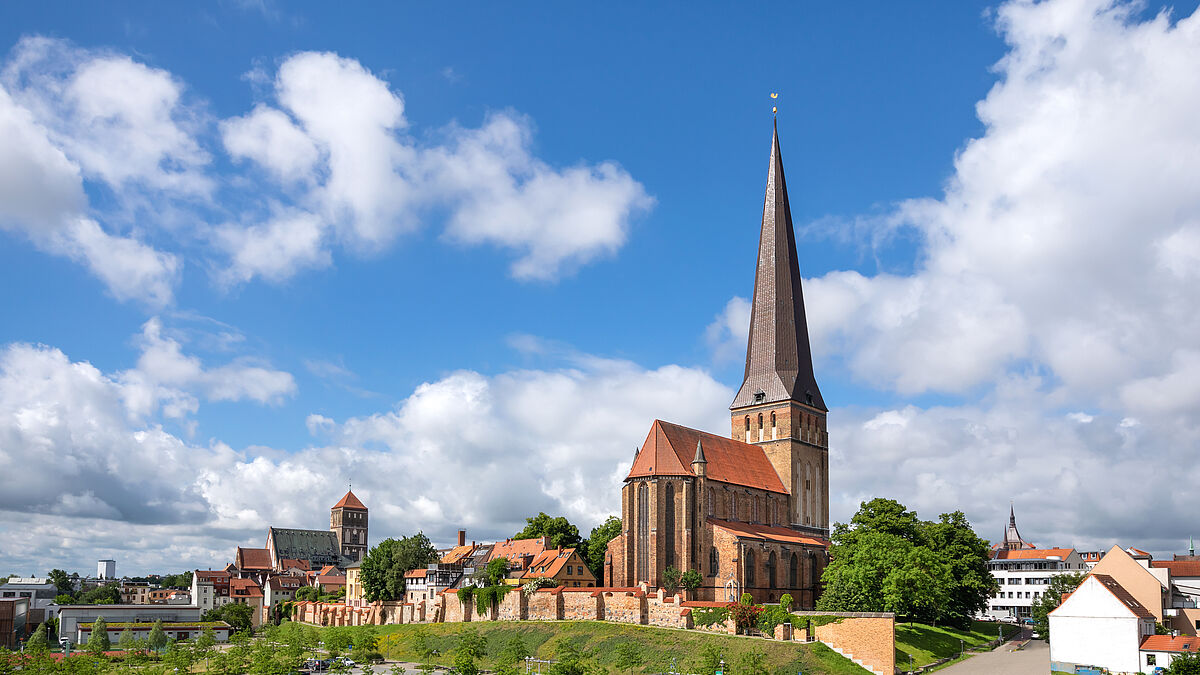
xmin=58 ymin=604 xmax=201 ymax=646
xmin=1049 ymin=574 xmax=1157 ymax=674
xmin=97 ymin=559 xmax=116 ymax=580
xmin=1139 ymin=635 xmax=1200 ymax=673
xmin=191 ymin=570 xmax=233 ymax=613
xmin=987 ymin=547 xmax=1089 ymax=620
xmin=0 ymin=578 xmax=59 ymax=620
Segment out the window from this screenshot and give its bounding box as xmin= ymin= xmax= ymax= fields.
xmin=1147 ymin=655 xmax=1156 ymax=666
xmin=664 ymin=482 xmax=676 ymax=568
xmin=766 ymin=551 xmax=777 ymax=589
xmin=745 ymin=416 xmax=750 ymax=433
xmin=636 ymin=483 xmax=649 ymax=582
xmin=789 ymin=553 xmax=798 ymax=588
xmin=707 ymin=487 xmax=714 ymax=516
xmin=709 ymin=548 xmax=719 ymax=576
xmin=745 ymin=549 xmax=756 ymax=587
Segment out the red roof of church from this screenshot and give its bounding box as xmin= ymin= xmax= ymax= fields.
xmin=708 ymin=518 xmax=828 ymax=547
xmin=627 ymin=420 xmax=787 ymax=494
xmin=333 ymin=490 xmax=366 ymax=510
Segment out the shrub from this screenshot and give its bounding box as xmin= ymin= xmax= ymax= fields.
xmin=690 ymin=606 xmax=731 ymax=628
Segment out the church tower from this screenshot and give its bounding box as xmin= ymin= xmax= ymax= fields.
xmin=331 ymin=489 xmax=369 ymax=563
xmin=730 ymin=121 xmax=829 ymax=536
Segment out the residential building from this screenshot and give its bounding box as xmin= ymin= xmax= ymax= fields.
xmin=521 ymin=548 xmax=597 ymax=588
xmin=606 ymin=123 xmax=830 ymax=605
xmin=403 ymin=568 xmax=431 ymax=603
xmin=147 ymin=588 xmax=191 ymax=604
xmin=0 ymin=578 xmax=59 ymax=620
xmin=191 ymin=570 xmax=232 ymax=613
xmin=235 ymin=546 xmax=274 ymax=582
xmin=58 ymin=605 xmax=201 ymax=646
xmin=404 ymin=563 xmax=464 ymax=603
xmin=489 ymin=537 xmax=552 ymax=576
xmin=1139 ymin=635 xmax=1200 ymax=673
xmin=97 ymin=559 xmax=116 ymax=580
xmin=330 ymin=489 xmax=369 ymax=563
xmin=986 ymin=547 xmax=1089 ymax=620
xmin=1049 ymin=574 xmax=1157 ymax=674
xmin=345 ymin=561 xmax=364 ymax=607
xmin=228 ymin=578 xmax=264 ymax=627
xmin=264 ymin=575 xmax=304 ymax=620
xmin=0 ymin=598 xmax=29 ymax=649
xmin=120 ymin=581 xmax=152 ymax=605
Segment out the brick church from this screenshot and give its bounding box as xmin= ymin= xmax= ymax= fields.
xmin=605 ymin=122 xmax=830 ymax=607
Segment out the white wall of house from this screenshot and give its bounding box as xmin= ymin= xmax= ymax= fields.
xmin=58 ymin=605 xmax=202 ymax=645
xmin=1049 ymin=576 xmax=1152 ymax=674
xmin=986 ymin=550 xmax=1089 ymax=619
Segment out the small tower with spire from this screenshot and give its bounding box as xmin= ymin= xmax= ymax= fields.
xmin=730 ymin=119 xmax=829 ymax=536
xmin=1002 ymin=503 xmax=1034 ymax=550
xmin=331 ymin=488 xmax=369 ymax=563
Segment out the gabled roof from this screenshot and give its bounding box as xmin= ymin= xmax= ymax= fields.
xmin=627 ymin=420 xmax=787 ymax=494
xmin=708 ymin=518 xmax=828 ymax=547
xmin=266 ymin=576 xmax=304 ymax=591
xmin=1151 ymin=561 xmax=1200 ymax=577
xmin=489 ymin=537 xmax=552 ymax=567
xmin=229 ymin=578 xmax=263 ymax=598
xmin=280 ymin=558 xmax=310 ymax=571
xmin=1093 ymin=574 xmax=1155 ymax=619
xmin=441 ymin=544 xmax=477 ymax=565
xmin=521 ymin=548 xmax=592 ymax=580
xmin=1141 ymin=635 xmax=1200 ymax=653
xmin=333 ymin=490 xmax=366 ymax=510
xmin=405 ymin=568 xmax=429 ymax=579
xmin=730 ymin=120 xmax=825 ymax=412
xmin=236 ymin=547 xmax=273 ymax=570
xmin=993 ymin=548 xmax=1075 ymax=560
xmin=194 ymin=570 xmax=231 ymax=581
xmin=266 ymin=528 xmax=341 ymax=567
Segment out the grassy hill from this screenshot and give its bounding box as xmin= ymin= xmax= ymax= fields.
xmin=894 ymin=621 xmax=1019 ymax=669
xmin=321 ymin=621 xmax=870 ymax=674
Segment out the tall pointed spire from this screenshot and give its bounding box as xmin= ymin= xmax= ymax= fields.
xmin=731 ymin=120 xmax=825 ymax=411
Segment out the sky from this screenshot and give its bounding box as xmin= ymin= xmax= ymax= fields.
xmin=2 ymin=0 xmax=1200 ymax=576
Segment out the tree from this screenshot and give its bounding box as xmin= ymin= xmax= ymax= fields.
xmin=694 ymin=644 xmax=722 ymax=675
xmin=117 ymin=628 xmax=136 ymax=652
xmin=497 ymin=635 xmax=531 ymax=667
xmin=922 ymin=511 xmax=997 ymax=626
xmin=660 ymin=566 xmax=682 ymax=594
xmin=1030 ymin=572 xmax=1086 ymax=638
xmin=585 ymin=516 xmax=622 ymax=579
xmin=55 ymin=594 xmax=73 ymax=605
xmin=778 ymin=594 xmax=793 ymax=611
xmin=295 ymin=585 xmax=321 ymax=602
xmin=737 ymin=650 xmax=770 ymax=675
xmin=881 ymin=546 xmax=953 ymax=624
xmin=25 ymin=623 xmax=48 ymax=653
xmin=482 ymin=557 xmax=509 ymax=587
xmin=202 ymin=602 xmax=253 ymax=633
xmin=86 ymin=616 xmax=110 ymax=654
xmin=80 ymin=582 xmax=121 ymax=605
xmin=548 ymin=637 xmax=592 ymax=675
xmin=148 ymin=619 xmax=168 ymax=651
xmin=680 ymin=569 xmax=702 ymax=593
xmin=613 ymin=641 xmax=644 ymax=675
xmin=515 ymin=512 xmax=583 ymax=550
xmin=360 ymin=534 xmax=438 ymax=601
xmin=48 ymin=569 xmax=74 ymax=599
xmin=1166 ymin=652 xmax=1200 ymax=675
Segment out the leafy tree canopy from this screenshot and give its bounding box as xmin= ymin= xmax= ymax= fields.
xmin=585 ymin=516 xmax=621 ymax=579
xmin=48 ymin=569 xmax=74 ymax=599
xmin=1166 ymin=652 xmax=1200 ymax=675
xmin=361 ymin=533 xmax=438 ymax=601
xmin=817 ymin=498 xmax=995 ymax=627
xmin=202 ymin=602 xmax=253 ymax=633
xmin=515 ymin=512 xmax=583 ymax=550
xmin=79 ymin=582 xmax=121 ymax=605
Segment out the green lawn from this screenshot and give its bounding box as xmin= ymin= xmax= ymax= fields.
xmin=316 ymin=621 xmax=871 ymax=674
xmin=894 ymin=621 xmax=1019 ymax=670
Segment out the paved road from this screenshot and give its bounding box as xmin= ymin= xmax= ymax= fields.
xmin=939 ymin=636 xmax=1049 ymax=675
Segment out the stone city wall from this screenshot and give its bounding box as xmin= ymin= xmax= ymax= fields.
xmin=807 ymin=612 xmax=895 ymax=675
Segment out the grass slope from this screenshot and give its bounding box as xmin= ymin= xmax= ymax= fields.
xmin=894 ymin=621 xmax=1019 ymax=669
xmin=325 ymin=621 xmax=870 ymax=675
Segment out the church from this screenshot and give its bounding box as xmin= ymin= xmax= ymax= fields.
xmin=604 ymin=122 xmax=830 ymax=608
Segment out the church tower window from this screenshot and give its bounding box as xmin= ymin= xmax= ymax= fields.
xmin=707 ymin=488 xmax=714 ymax=516
xmin=757 ymin=414 xmax=764 ymax=442
xmin=771 ymin=412 xmax=777 ymax=439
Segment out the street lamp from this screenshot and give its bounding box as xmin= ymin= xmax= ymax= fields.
xmin=717 ymin=658 xmax=725 ymax=675
xmin=959 ymin=638 xmax=964 ymax=657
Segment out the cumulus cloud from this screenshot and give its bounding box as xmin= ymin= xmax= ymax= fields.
xmin=704 ymin=296 xmax=750 ymax=364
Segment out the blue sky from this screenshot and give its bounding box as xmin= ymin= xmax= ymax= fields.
xmin=3 ymin=0 xmax=1200 ymax=575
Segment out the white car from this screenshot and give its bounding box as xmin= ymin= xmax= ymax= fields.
xmin=1031 ymin=631 xmax=1041 ymax=640
xmin=1000 ymin=616 xmax=1018 ymax=623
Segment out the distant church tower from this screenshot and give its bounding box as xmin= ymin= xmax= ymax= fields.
xmin=331 ymin=490 xmax=369 ymax=563
xmin=1001 ymin=503 xmax=1033 ymax=550
xmin=730 ymin=120 xmax=830 ymax=537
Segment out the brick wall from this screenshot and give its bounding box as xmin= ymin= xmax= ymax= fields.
xmin=498 ymin=589 xmax=525 ymax=621
xmin=601 ymin=589 xmax=646 ymax=625
xmin=527 ymin=589 xmax=562 ymax=621
xmin=806 ymin=613 xmax=895 ymax=675
xmin=561 ymin=590 xmax=602 ymax=621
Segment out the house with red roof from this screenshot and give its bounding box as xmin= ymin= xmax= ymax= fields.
xmin=605 ymin=125 xmax=831 ymax=606
xmin=521 ymin=547 xmax=597 ymax=588
xmin=1049 ymin=573 xmax=1157 ymax=674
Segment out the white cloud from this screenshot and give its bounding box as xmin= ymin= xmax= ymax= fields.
xmin=704 ymin=296 xmax=750 ymax=364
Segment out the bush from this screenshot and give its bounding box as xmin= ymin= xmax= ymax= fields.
xmin=690 ymin=606 xmax=731 ymax=628
xmin=729 ymin=603 xmax=763 ymax=634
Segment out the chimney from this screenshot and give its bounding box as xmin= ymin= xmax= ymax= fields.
xmin=458 ymin=530 xmax=466 ymax=546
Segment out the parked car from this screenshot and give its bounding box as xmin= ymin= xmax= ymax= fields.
xmin=1000 ymin=616 xmax=1018 ymax=623
xmin=1031 ymin=631 xmax=1041 ymax=639
xmin=1023 ymin=617 xmax=1036 ymax=625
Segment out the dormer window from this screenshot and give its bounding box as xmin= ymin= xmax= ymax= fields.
xmin=753 ymin=390 xmax=765 ymax=403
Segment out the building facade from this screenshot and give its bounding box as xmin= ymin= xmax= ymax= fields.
xmin=330 ymin=490 xmax=369 ymax=563
xmin=606 ymin=123 xmax=829 ymax=605
xmin=97 ymin=559 xmax=116 ymax=580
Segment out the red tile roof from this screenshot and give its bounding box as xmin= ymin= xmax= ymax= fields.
xmin=236 ymin=547 xmax=273 ymax=570
xmin=441 ymin=544 xmax=477 ymax=565
xmin=229 ymin=578 xmax=263 ymax=598
xmin=1092 ymin=574 xmax=1155 ymax=619
xmin=627 ymin=420 xmax=787 ymax=494
xmin=266 ymin=576 xmax=304 ymax=591
xmin=318 ymin=565 xmax=339 ymax=576
xmin=280 ymin=559 xmax=310 ymax=571
xmin=333 ymin=490 xmax=366 ymax=510
xmin=522 ymin=548 xmax=593 ymax=580
xmin=316 ymin=575 xmax=346 ymax=588
xmin=1151 ymin=561 xmax=1200 ymax=577
xmin=1141 ymin=635 xmax=1200 ymax=653
xmin=993 ymin=548 xmax=1075 ymax=560
xmin=489 ymin=537 xmax=552 ymax=568
xmin=405 ymin=569 xmax=429 ymax=579
xmin=194 ymin=570 xmax=232 ymax=580
xmin=708 ymin=518 xmax=828 ymax=547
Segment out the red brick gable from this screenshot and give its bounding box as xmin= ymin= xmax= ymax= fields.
xmin=627 ymin=420 xmax=787 ymax=494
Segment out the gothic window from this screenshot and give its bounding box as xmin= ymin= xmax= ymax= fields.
xmin=767 ymin=551 xmax=777 ymax=589
xmin=730 ymin=494 xmax=737 ymax=521
xmin=770 ymin=412 xmax=777 ymax=440
xmin=709 ymin=547 xmax=719 ymax=576
xmin=745 ymin=548 xmax=756 ymax=587
xmin=744 ymin=416 xmax=750 ymax=433
xmin=637 ymin=483 xmax=649 ymax=582
xmin=664 ymin=482 xmax=676 ymax=568
xmin=789 ymin=553 xmax=798 ymax=588
xmin=707 ymin=487 xmax=714 ymax=516
xmin=752 ymin=497 xmax=759 ymax=523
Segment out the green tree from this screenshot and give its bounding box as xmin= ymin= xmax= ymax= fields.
xmin=848 ymin=498 xmax=925 ymax=543
xmin=48 ymin=569 xmax=74 ymax=599
xmin=778 ymin=593 xmax=793 ymax=611
xmin=360 ymin=534 xmax=438 ymax=601
xmin=456 ymin=627 xmax=488 ymax=661
xmin=86 ymin=616 xmax=110 ymax=654
xmin=497 ymin=635 xmax=531 ymax=666
xmin=483 ymin=557 xmax=509 ymax=587
xmin=55 ymin=594 xmax=73 ymax=604
xmin=80 ymin=582 xmax=121 ymax=605
xmin=117 ymin=627 xmax=135 ymax=652
xmin=295 ymin=585 xmax=321 ymax=601
xmin=548 ymin=637 xmax=592 ymax=675
xmin=1166 ymin=652 xmax=1200 ymax=674
xmin=25 ymin=623 xmax=49 ymax=653
xmin=515 ymin=512 xmax=583 ymax=549
xmin=881 ymin=546 xmax=953 ymax=623
xmin=922 ymin=511 xmax=998 ymax=627
xmin=585 ymin=516 xmax=622 ymax=579
xmin=660 ymin=566 xmax=682 ymax=594
xmin=148 ymin=619 xmax=168 ymax=651
xmin=680 ymin=569 xmax=702 ymax=593
xmin=613 ymin=641 xmax=644 ymax=675
xmin=202 ymin=601 xmax=254 ymax=633
xmin=694 ymin=644 xmax=722 ymax=675
xmin=737 ymin=650 xmax=769 ymax=675
xmin=453 ymin=649 xmax=480 ymax=675
xmin=410 ymin=628 xmax=435 ymax=661
xmin=1030 ymin=572 xmax=1086 ymax=638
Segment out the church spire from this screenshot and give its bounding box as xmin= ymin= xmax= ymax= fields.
xmin=731 ymin=120 xmax=825 ymax=411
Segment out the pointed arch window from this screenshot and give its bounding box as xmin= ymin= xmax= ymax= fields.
xmin=789 ymin=553 xmax=798 ymax=588
xmin=730 ymin=494 xmax=737 ymax=521
xmin=745 ymin=548 xmax=756 ymax=587
xmin=707 ymin=487 xmax=714 ymax=516
xmin=709 ymin=547 xmax=719 ymax=576
xmin=770 ymin=412 xmax=777 ymax=439
xmin=752 ymin=497 xmax=759 ymax=523
xmin=636 ymin=483 xmax=649 ymax=582
xmin=664 ymin=482 xmax=676 ymax=568
xmin=766 ymin=551 xmax=777 ymax=589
